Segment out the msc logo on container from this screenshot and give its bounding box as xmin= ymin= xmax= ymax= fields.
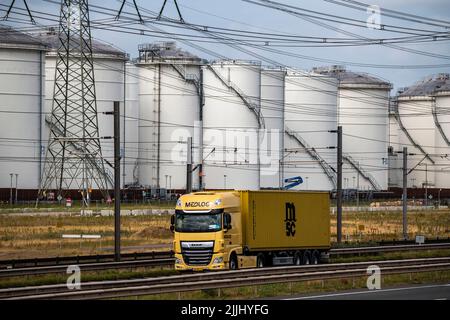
xmin=185 ymin=201 xmax=210 ymax=208
xmin=285 ymin=202 xmax=296 ymax=237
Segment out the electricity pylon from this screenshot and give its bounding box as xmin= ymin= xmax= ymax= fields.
xmin=38 ymin=0 xmax=112 ymax=206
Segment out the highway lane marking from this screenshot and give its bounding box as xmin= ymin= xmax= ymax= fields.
xmin=284 ymin=283 xmax=450 ymax=300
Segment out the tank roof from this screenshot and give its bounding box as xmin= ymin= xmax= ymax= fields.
xmin=398 ymin=73 xmax=450 ymax=97
xmin=312 ymin=65 xmax=392 ymax=89
xmin=30 ymin=28 xmax=127 ymax=59
xmin=137 ymin=41 xmax=202 ymax=63
xmin=0 ymin=25 xmax=46 ymax=50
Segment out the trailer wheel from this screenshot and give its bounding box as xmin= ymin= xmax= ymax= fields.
xmin=257 ymin=254 xmax=265 ymax=268
xmin=294 ymin=251 xmax=302 ymax=266
xmin=302 ymin=251 xmax=311 ymax=265
xmin=229 ymin=254 xmax=238 ymax=270
xmin=311 ymin=250 xmax=320 ymax=265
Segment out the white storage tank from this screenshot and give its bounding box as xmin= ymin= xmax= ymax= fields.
xmin=395 ymin=76 xmax=446 ymax=189
xmin=123 ymin=62 xmax=140 ymax=187
xmin=314 ymin=66 xmax=392 ymax=191
xmin=260 ymin=67 xmax=285 ymax=189
xmin=202 ymin=60 xmax=262 ymax=190
xmin=0 ymin=26 xmax=46 ymax=192
xmin=283 ymin=69 xmax=338 ymax=191
xmin=432 ymin=75 xmax=450 ymax=188
xmin=137 ymin=42 xmax=201 ymax=190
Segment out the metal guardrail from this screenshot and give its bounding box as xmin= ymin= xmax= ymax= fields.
xmin=4 ymin=257 xmax=450 ymax=300
xmin=331 ymin=242 xmax=450 ymax=255
xmin=0 ymin=258 xmax=174 ymax=278
xmin=0 ymin=250 xmax=173 ymax=270
xmin=1 ymin=242 xmax=449 ymax=276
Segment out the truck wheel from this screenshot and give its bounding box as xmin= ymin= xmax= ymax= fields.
xmin=229 ymin=254 xmax=238 ymax=270
xmin=302 ymin=251 xmax=311 ymax=265
xmin=312 ymin=250 xmax=320 ymax=265
xmin=294 ymin=251 xmax=301 ymax=266
xmin=257 ymin=254 xmax=265 ymax=268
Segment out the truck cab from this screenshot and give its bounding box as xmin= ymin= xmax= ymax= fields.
xmin=171 ymin=190 xmax=330 ymax=271
xmin=172 ymin=191 xmax=243 ymax=271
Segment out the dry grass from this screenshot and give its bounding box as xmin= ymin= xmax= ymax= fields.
xmin=0 ymin=214 xmax=171 ymax=260
xmin=330 ymin=209 xmax=450 ymax=242
xmin=0 ymin=208 xmax=449 ymax=260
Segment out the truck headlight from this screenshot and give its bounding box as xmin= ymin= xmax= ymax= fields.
xmin=175 ymin=258 xmax=182 ymax=264
xmin=213 ymin=257 xmax=223 ymax=264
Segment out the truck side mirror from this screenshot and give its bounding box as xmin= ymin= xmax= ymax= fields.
xmin=170 ymin=215 xmax=175 ymax=233
xmin=224 ymin=213 xmax=232 ymax=230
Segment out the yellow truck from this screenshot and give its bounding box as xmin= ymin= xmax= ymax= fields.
xmin=170 ymin=190 xmax=330 ymax=271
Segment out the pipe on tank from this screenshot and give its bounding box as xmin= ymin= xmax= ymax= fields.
xmin=39 ymin=50 xmax=43 ymax=186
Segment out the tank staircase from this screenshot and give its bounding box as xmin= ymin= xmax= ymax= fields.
xmin=342 ymin=154 xmax=381 ymax=191
xmin=432 ymin=98 xmax=450 ymax=147
xmin=206 ymin=65 xmax=265 ymax=129
xmin=390 ymin=99 xmax=435 ymax=164
xmin=170 ymin=63 xmax=201 ymax=96
xmin=284 ymin=126 xmax=337 ymax=189
xmin=44 ymin=115 xmax=114 ymax=188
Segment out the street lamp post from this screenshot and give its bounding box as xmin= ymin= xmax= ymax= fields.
xmin=224 ymin=175 xmax=227 ymax=190
xmin=356 ymin=167 xmax=360 ymax=208
xmin=169 ymin=176 xmax=172 ymax=195
xmin=305 ymin=176 xmax=309 ymax=189
xmin=424 ymin=163 xmax=428 ymax=206
xmin=15 ymin=174 xmax=18 ymax=204
xmin=438 ymin=188 xmax=442 ymax=208
xmin=9 ymin=173 xmax=13 ymax=205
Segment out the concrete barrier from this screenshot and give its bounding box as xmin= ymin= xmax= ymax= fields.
xmin=100 ymin=210 xmax=113 ymax=217
xmin=80 ymin=210 xmax=93 ymax=216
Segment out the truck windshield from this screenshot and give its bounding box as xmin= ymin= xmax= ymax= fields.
xmin=175 ymin=212 xmax=222 ymax=232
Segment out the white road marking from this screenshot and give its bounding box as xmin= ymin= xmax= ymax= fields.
xmin=284 ymin=283 xmax=450 ymax=300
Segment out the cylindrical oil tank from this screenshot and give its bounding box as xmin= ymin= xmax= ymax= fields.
xmin=314 ymin=66 xmax=392 ymax=191
xmin=137 ymin=42 xmax=201 ymax=191
xmin=123 ymin=62 xmax=140 ymax=187
xmin=36 ymin=31 xmax=128 ymax=188
xmin=433 ymin=77 xmax=450 ymax=188
xmin=0 ymin=26 xmax=46 ymax=192
xmin=396 ymin=76 xmax=442 ymax=189
xmin=260 ymin=67 xmax=285 ymax=189
xmin=283 ymin=69 xmax=338 ymax=191
xmin=202 ymin=60 xmax=262 ymax=190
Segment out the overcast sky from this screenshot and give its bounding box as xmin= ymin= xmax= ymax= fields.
xmin=3 ymin=0 xmax=450 ymax=91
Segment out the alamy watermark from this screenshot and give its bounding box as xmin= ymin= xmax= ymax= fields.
xmin=366 ymin=265 xmax=381 ymax=290
xmin=367 ymin=5 xmax=381 ymax=30
xmin=66 ymin=265 xmax=81 ymax=290
xmin=170 ymin=123 xmax=282 ymax=177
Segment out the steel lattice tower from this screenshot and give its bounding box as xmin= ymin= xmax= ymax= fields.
xmin=38 ymin=0 xmax=112 ymax=205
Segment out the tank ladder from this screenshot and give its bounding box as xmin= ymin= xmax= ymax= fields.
xmin=170 ymin=63 xmax=201 ymax=95
xmin=206 ymin=65 xmax=265 ymax=129
xmin=432 ymin=97 xmax=450 ymax=147
xmin=284 ymin=126 xmax=337 ymax=189
xmin=342 ymin=154 xmax=381 ymax=191
xmin=390 ymin=99 xmax=435 ymax=164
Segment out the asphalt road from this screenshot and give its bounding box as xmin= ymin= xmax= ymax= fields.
xmin=280 ymin=283 xmax=450 ymax=300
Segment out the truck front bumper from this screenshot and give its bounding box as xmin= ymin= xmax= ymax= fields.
xmin=174 ymin=253 xmax=226 ymax=271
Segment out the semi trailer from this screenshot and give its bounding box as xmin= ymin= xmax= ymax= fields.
xmin=170 ymin=190 xmax=330 ymax=271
